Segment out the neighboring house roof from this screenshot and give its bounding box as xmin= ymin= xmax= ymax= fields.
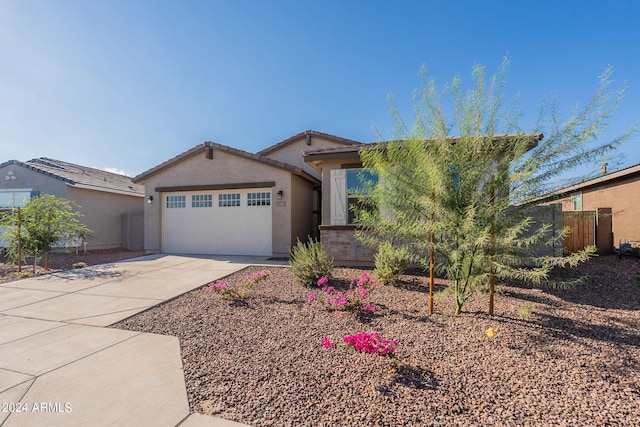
xmin=302 ymin=133 xmax=543 ymax=164
xmin=257 ymin=129 xmax=362 ymax=156
xmin=534 ymin=162 xmax=640 ymax=202
xmin=0 ymin=158 xmax=144 ymax=197
xmin=133 ymin=141 xmax=320 ymax=185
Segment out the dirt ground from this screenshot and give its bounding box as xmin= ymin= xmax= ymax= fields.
xmin=0 ymin=248 xmax=146 ymax=284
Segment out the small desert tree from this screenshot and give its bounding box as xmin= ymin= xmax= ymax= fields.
xmin=356 ymin=60 xmax=634 ymax=314
xmin=0 ymin=195 xmax=90 ymax=271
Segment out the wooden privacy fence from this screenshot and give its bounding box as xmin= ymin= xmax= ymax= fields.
xmin=563 ymin=211 xmax=596 ymax=255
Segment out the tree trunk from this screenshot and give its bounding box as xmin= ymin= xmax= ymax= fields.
xmin=17 ymin=208 xmax=22 ymax=273
xmin=489 ymin=176 xmax=496 ymax=316
xmin=454 ymin=280 xmax=463 ymax=314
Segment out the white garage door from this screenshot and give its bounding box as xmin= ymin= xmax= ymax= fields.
xmin=162 ymin=189 xmax=272 ymax=256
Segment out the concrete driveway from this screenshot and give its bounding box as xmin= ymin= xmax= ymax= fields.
xmin=0 ymin=254 xmax=286 ymax=427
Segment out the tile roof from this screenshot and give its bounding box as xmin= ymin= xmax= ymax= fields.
xmin=534 ymin=162 xmax=640 ymax=202
xmin=257 ymin=130 xmax=362 ymax=156
xmin=0 ymin=158 xmax=144 ymax=197
xmin=302 ymin=133 xmax=543 ymax=161
xmin=133 ymin=141 xmax=320 ymax=185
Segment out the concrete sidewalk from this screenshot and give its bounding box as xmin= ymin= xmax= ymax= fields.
xmin=0 ymin=254 xmax=286 ymax=427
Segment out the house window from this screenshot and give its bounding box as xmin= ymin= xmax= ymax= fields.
xmin=330 ymin=169 xmax=378 ymax=225
xmin=248 ymin=192 xmax=271 ymax=206
xmin=166 ymin=195 xmax=186 ymax=208
xmin=218 ymin=193 xmax=240 ymax=207
xmin=0 ymin=190 xmax=34 ymax=210
xmin=449 ymin=165 xmax=461 ymax=193
xmin=192 ymin=194 xmax=212 ymax=208
xmin=572 ymin=194 xmax=583 ymax=211
xmin=347 ymin=169 xmax=378 ymax=224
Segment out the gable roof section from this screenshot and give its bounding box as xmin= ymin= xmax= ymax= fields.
xmin=302 ymin=142 xmax=370 ymax=162
xmin=302 ymin=133 xmax=543 ymax=164
xmin=535 ymin=162 xmax=640 ymax=202
xmin=0 ymin=158 xmax=144 ymax=197
xmin=257 ymin=130 xmax=362 ymax=157
xmin=133 ymin=141 xmax=320 ymax=185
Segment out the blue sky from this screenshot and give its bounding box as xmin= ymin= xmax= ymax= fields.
xmin=1 ymin=0 xmax=638 ymax=178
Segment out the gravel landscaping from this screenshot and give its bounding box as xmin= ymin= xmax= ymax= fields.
xmin=113 ymin=255 xmax=640 ymax=426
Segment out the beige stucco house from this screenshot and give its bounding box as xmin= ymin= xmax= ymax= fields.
xmin=541 ymin=162 xmax=640 ymax=254
xmin=0 ymin=158 xmax=144 ymax=250
xmin=133 ymin=130 xmax=359 ymax=257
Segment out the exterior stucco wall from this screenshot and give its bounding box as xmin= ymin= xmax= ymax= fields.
xmin=67 ymin=187 xmax=144 ymax=250
xmin=0 ymin=164 xmax=68 ymax=198
xmin=263 ymin=136 xmax=353 ymax=181
xmin=555 ymin=175 xmax=640 ymax=246
xmin=141 ymin=148 xmax=298 ymax=257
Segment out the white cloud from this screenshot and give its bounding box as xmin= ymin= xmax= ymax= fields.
xmin=103 ymin=167 xmax=129 ymax=176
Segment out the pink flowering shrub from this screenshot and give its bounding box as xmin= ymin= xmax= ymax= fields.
xmin=321 ymin=336 xmax=335 ymax=349
xmin=203 ymin=270 xmax=269 ymax=300
xmin=308 ymin=271 xmax=379 ymax=314
xmin=321 ymin=332 xmax=396 ymax=356
xmin=343 ymin=332 xmax=397 ymax=356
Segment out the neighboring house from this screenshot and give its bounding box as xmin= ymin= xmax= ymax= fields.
xmin=133 ymin=130 xmax=360 ymax=257
xmin=302 ymin=134 xmax=544 ymax=265
xmin=538 ymin=162 xmax=640 ymax=254
xmin=0 ymin=158 xmax=144 ymax=250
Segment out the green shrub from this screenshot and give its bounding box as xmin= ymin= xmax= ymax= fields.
xmin=289 ymin=237 xmax=334 ymax=285
xmin=518 ymin=302 xmax=536 ymax=319
xmin=374 ymin=242 xmax=411 ymax=285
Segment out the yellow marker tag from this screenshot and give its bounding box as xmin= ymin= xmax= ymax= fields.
xmin=485 ymin=327 xmax=495 ymax=338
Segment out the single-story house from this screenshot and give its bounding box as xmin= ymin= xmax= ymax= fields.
xmin=133 ymin=130 xmax=360 ymax=257
xmin=135 ymin=130 xmax=545 ymax=263
xmin=538 ymin=162 xmax=640 ymax=254
xmin=0 ymin=158 xmax=145 ymax=250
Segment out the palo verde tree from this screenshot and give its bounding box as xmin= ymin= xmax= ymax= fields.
xmin=355 ymin=59 xmax=635 ymax=315
xmin=0 ymin=194 xmax=90 ymax=271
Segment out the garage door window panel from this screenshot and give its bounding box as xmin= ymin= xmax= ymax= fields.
xmin=166 ymin=195 xmax=186 ymax=208
xmin=248 ymin=192 xmax=271 ymax=206
xmin=192 ymin=194 xmax=212 ymax=208
xmin=219 ymin=193 xmax=240 ymax=207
